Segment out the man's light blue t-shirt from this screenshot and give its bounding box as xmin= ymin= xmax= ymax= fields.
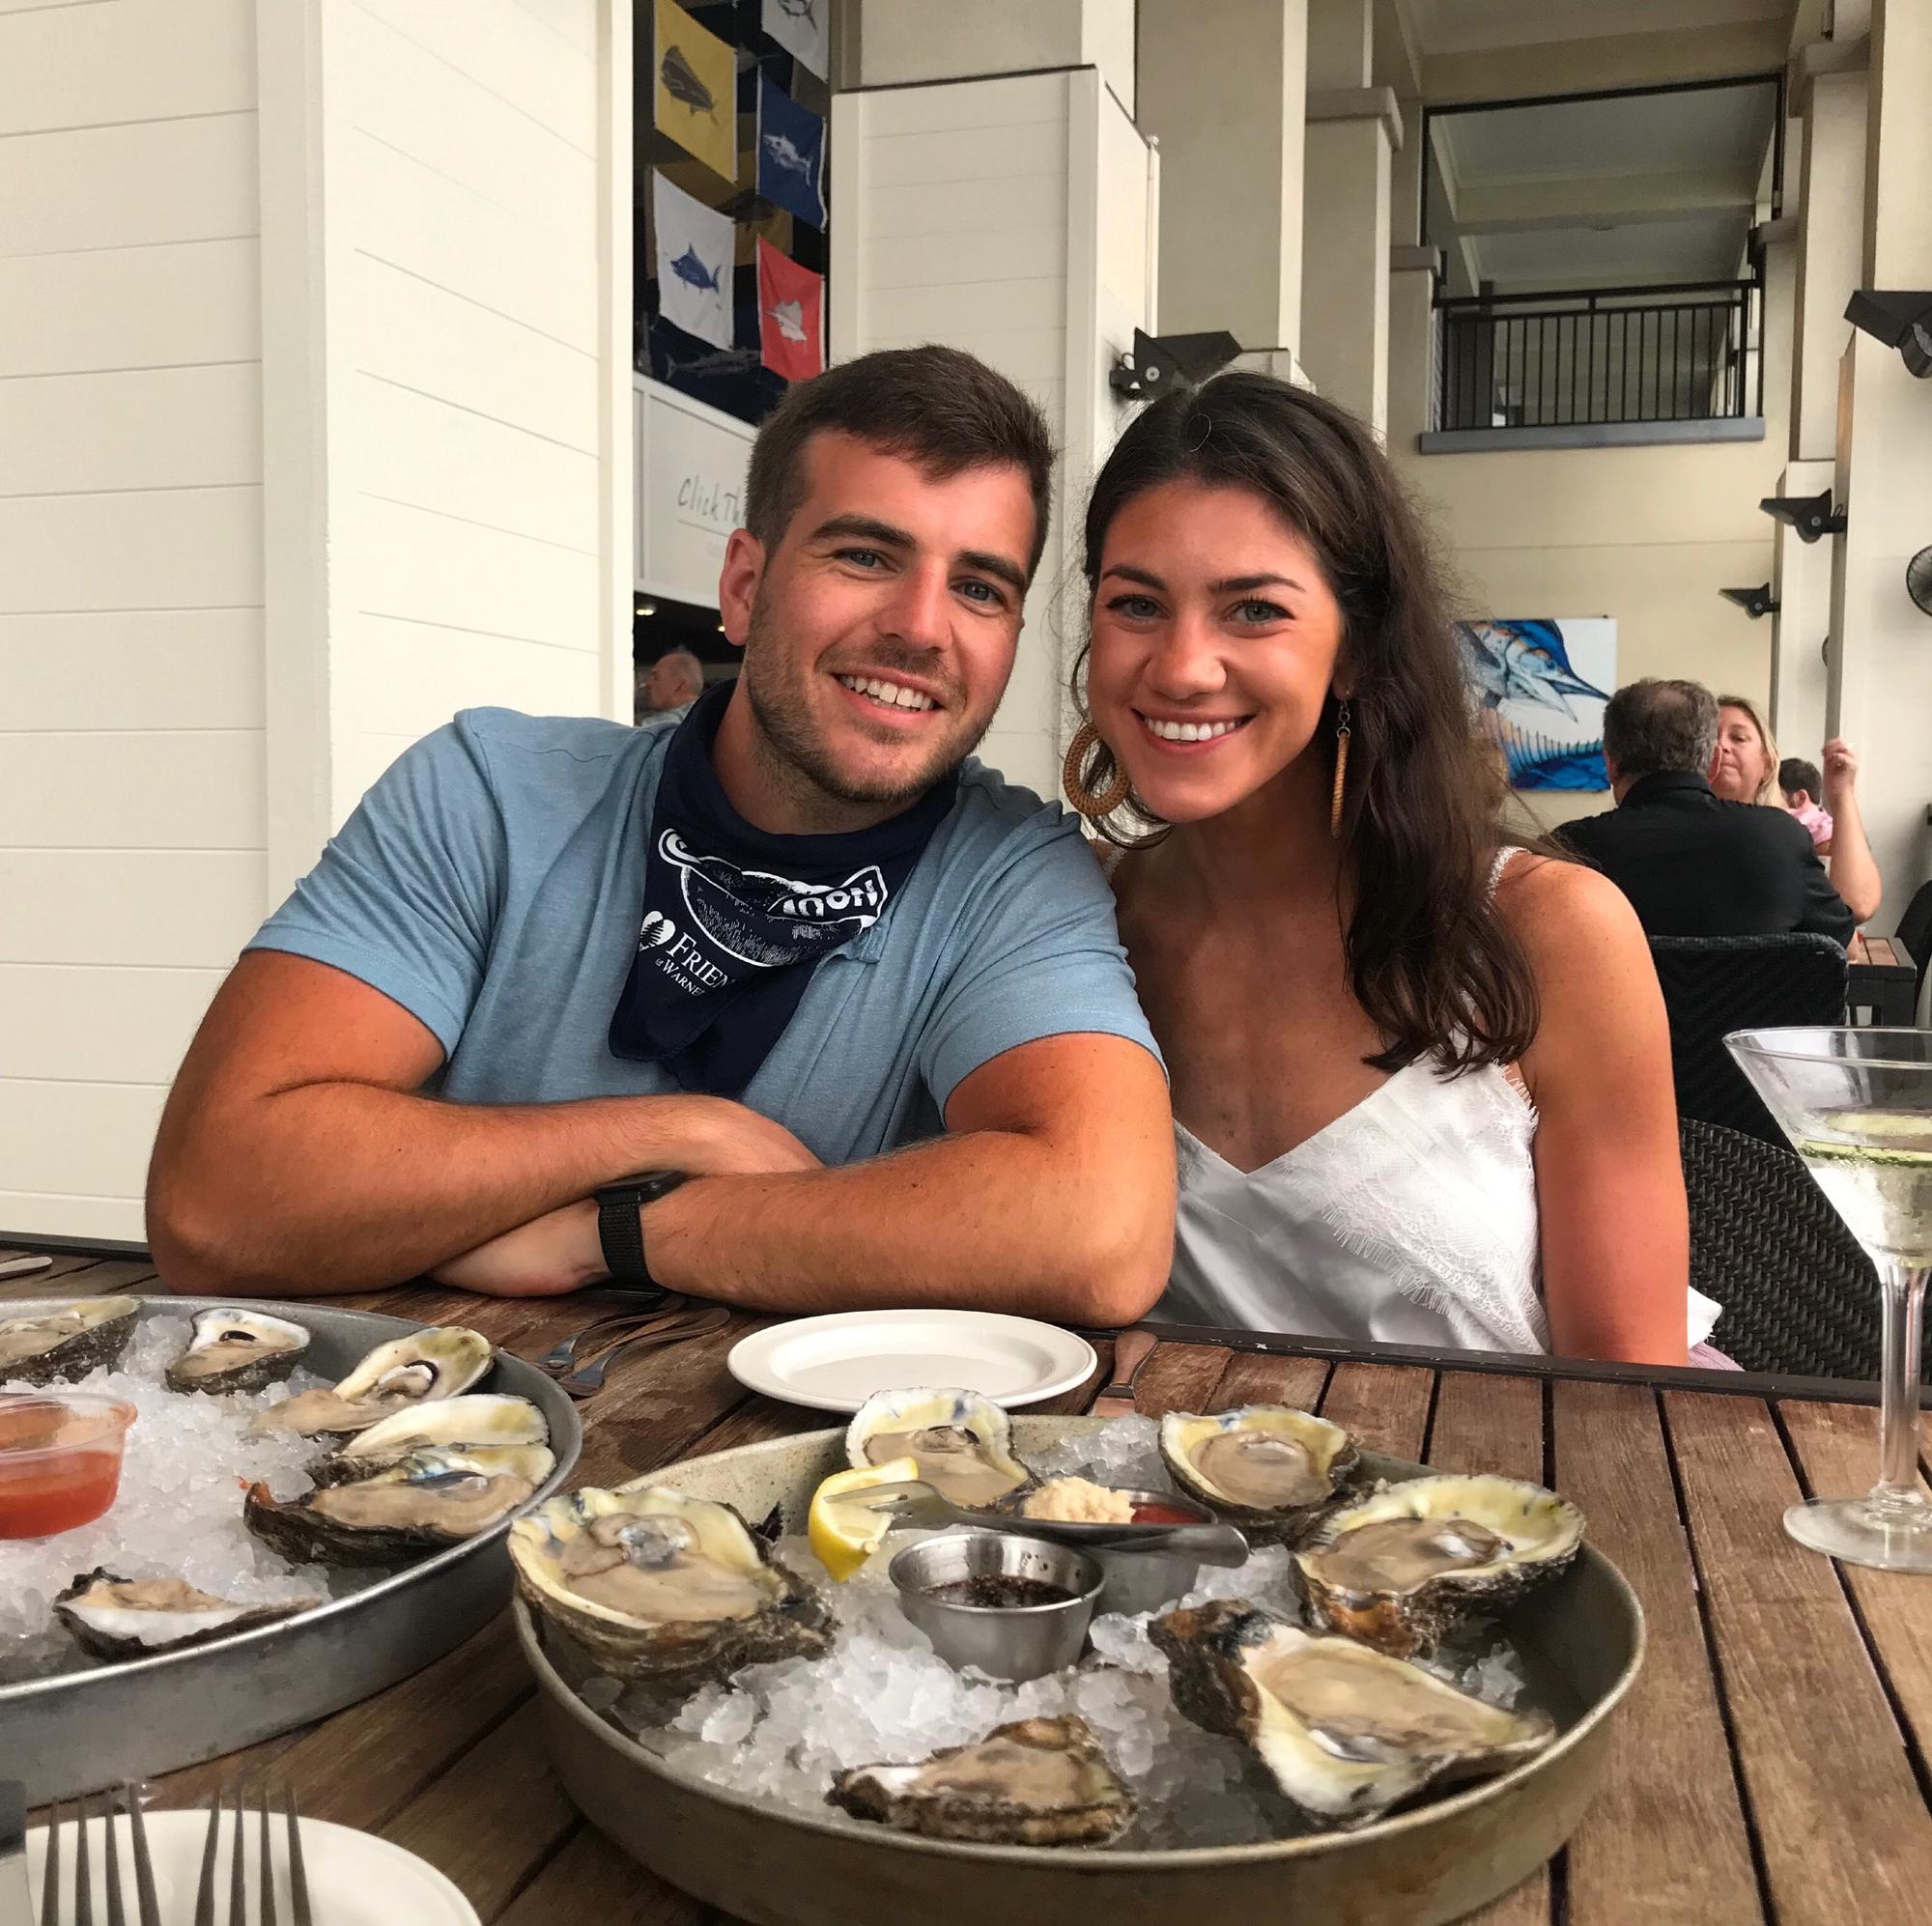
xmin=247 ymin=709 xmax=1161 ymax=1165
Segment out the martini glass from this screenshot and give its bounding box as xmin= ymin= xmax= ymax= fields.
xmin=1727 ymin=1027 xmax=1932 ymax=1572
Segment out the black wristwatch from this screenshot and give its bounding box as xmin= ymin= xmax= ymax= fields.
xmin=593 ymin=1172 xmax=689 ymax=1286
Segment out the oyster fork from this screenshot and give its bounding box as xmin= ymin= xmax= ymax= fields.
xmin=192 ymin=1784 xmax=311 ymax=1926
xmin=35 ymin=1786 xmax=161 ymax=1926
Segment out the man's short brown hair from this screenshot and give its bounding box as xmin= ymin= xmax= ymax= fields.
xmin=744 ymin=345 xmax=1056 ymax=581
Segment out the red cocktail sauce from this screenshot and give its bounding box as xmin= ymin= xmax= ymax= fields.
xmin=1128 ymin=1501 xmax=1199 ymax=1526
xmin=0 ymin=1451 xmax=123 ymax=1538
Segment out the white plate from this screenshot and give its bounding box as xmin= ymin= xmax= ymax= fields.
xmin=726 ymin=1310 xmax=1097 ymax=1414
xmin=27 ymin=1807 xmax=479 ymax=1926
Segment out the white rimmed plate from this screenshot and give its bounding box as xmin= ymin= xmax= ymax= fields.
xmin=726 ymin=1309 xmax=1097 ymax=1414
xmin=27 ymin=1808 xmax=479 ymax=1926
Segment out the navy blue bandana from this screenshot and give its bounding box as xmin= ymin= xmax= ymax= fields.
xmin=609 ymin=679 xmax=958 ymax=1096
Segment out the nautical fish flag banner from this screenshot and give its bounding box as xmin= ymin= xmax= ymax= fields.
xmin=761 ymin=0 xmax=828 ymax=80
xmin=756 ymin=71 xmax=826 ymax=227
xmin=655 ymin=171 xmax=735 ymax=350
xmin=757 ymin=238 xmax=824 ymax=382
xmin=654 ymin=0 xmax=738 ymax=186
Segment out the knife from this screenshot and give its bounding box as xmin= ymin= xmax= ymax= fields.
xmin=1091 ymin=1326 xmax=1157 ymax=1419
xmin=0 ymin=1780 xmax=31 ymax=1926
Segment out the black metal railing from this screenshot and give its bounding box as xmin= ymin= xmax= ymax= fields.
xmin=1432 ymin=278 xmax=1763 ymax=434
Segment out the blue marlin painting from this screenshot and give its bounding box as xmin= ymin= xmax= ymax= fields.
xmin=1456 ymin=617 xmax=1615 ymax=791
xmin=668 ymin=244 xmax=723 ymax=296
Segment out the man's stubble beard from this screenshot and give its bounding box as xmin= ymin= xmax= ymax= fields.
xmin=740 ymin=589 xmax=998 ymax=813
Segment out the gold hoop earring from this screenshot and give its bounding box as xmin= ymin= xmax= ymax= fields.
xmin=1329 ymin=699 xmax=1351 ymax=840
xmin=1063 ymin=721 xmax=1131 ymax=819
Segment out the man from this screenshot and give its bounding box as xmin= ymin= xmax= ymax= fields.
xmin=1558 ymin=678 xmax=1854 ymax=944
xmin=636 ymin=647 xmax=703 ymax=722
xmin=148 ymin=346 xmax=1174 ymax=1319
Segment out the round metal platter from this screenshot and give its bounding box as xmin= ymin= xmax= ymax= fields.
xmin=3 ymin=1295 xmax=582 ymax=1803
xmin=519 ymin=1416 xmax=1643 ymax=1926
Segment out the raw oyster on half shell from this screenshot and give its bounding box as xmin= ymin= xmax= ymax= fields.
xmin=1158 ymin=1406 xmax=1357 ymax=1541
xmin=53 ymin=1568 xmax=319 ymax=1660
xmin=311 ymin=1391 xmax=549 ymax=1482
xmin=827 ymin=1714 xmax=1133 ymax=1846
xmin=510 ymin=1483 xmax=831 ymax=1696
xmin=244 ymin=1445 xmax=546 ymax=1566
xmin=251 ymin=1325 xmax=493 ymax=1437
xmin=1151 ymin=1599 xmax=1553 ymax=1827
xmin=844 ymin=1387 xmax=1033 ymax=1510
xmin=0 ymin=1297 xmax=140 ymax=1386
xmin=164 ymin=1308 xmax=310 ymax=1395
xmin=1293 ymin=1474 xmax=1585 ymax=1657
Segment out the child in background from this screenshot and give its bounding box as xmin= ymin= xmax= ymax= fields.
xmin=1779 ymin=756 xmax=1834 ymax=852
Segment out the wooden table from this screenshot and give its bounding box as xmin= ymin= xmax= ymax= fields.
xmin=9 ymin=1247 xmax=1932 ymax=1925
xmin=1848 ymin=930 xmax=1918 ymax=1025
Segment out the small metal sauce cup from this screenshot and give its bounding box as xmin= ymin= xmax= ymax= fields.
xmin=890 ymin=1531 xmax=1103 ymax=1683
xmin=1067 ymin=1487 xmax=1216 ymax=1617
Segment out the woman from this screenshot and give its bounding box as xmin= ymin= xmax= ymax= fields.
xmin=1064 ymin=373 xmax=1719 ymax=1365
xmin=1714 ymin=695 xmax=1880 ymax=921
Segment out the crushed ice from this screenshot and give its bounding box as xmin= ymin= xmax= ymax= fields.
xmin=1 ymin=1313 xmax=376 ymax=1683
xmin=586 ymin=1418 xmax=1537 ymax=1851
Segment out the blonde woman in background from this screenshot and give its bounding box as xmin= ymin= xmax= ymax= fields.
xmin=1712 ymin=694 xmax=1880 ymax=924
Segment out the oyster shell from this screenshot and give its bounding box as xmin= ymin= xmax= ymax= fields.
xmin=1151 ymin=1599 xmax=1553 ymax=1826
xmin=0 ymin=1297 xmax=141 ymax=1386
xmin=164 ymin=1308 xmax=310 ymax=1395
xmin=1293 ymin=1474 xmax=1585 ymax=1657
xmin=244 ymin=1449 xmax=542 ymax=1566
xmin=827 ymin=1715 xmax=1133 ymax=1846
xmin=251 ymin=1325 xmax=493 ymax=1437
xmin=844 ymin=1387 xmax=1032 ymax=1510
xmin=1158 ymin=1406 xmax=1357 ymax=1541
xmin=312 ymin=1392 xmax=549 ymax=1482
xmin=313 ymin=1438 xmax=554 ymax=1490
xmin=510 ymin=1483 xmax=831 ymax=1694
xmin=53 ymin=1568 xmax=319 ymax=1660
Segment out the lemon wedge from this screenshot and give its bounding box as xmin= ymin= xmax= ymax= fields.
xmin=808 ymin=1457 xmax=921 ymax=1581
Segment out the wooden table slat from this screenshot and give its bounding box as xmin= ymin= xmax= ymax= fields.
xmin=1663 ymin=1388 xmax=1932 ymax=1924
xmin=1777 ymin=1400 xmax=1932 ymax=1780
xmin=1316 ymin=1361 xmax=1433 ymax=1460
xmin=1550 ymin=1380 xmax=1763 ymax=1926
xmin=1127 ymin=1340 xmax=1233 ymax=1417
xmin=380 ymin=1699 xmax=579 ymax=1919
xmin=495 ymin=1825 xmax=707 ymax=1925
xmin=1208 ymin=1347 xmax=1329 ymax=1413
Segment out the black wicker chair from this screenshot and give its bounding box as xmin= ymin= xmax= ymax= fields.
xmin=1684 ymin=1118 xmax=1925 ymax=1379
xmin=1896 ymin=879 xmax=1932 ymax=1007
xmin=1649 ymin=933 xmax=1847 ymax=1145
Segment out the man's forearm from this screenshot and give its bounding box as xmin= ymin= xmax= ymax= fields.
xmin=642 ymin=1129 xmax=1173 ymax=1327
xmin=1825 ymin=790 xmax=1882 ymax=923
xmin=149 ymin=1083 xmax=723 ymax=1295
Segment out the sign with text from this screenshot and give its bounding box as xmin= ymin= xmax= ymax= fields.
xmin=636 ymin=377 xmax=756 ymax=607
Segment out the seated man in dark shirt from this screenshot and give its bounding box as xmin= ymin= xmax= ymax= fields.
xmin=1558 ymin=678 xmax=1854 ymax=946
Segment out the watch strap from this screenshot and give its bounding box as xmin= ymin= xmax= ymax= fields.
xmin=594 ymin=1172 xmax=688 ymax=1285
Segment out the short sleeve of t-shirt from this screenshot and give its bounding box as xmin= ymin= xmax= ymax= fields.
xmin=915 ymin=807 xmax=1163 ymax=1117
xmin=245 ymin=720 xmax=507 ymax=1055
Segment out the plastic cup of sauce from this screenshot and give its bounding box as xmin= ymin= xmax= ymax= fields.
xmin=0 ymin=1390 xmax=136 ymax=1538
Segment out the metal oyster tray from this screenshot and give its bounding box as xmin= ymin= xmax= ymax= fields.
xmin=3 ymin=1295 xmax=582 ymax=1803
xmin=518 ymin=1417 xmax=1644 ymax=1926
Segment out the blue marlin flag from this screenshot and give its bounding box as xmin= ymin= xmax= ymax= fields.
xmin=756 ymin=72 xmax=826 ymax=228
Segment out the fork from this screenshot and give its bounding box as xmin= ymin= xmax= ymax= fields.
xmin=554 ymin=1304 xmax=731 ymax=1399
xmin=192 ymin=1784 xmax=312 ymax=1926
xmin=37 ymin=1786 xmax=161 ymax=1926
xmin=533 ymin=1293 xmax=682 ymax=1374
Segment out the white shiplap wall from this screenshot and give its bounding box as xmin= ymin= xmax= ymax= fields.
xmin=1 ymin=0 xmax=624 ymax=1243
xmin=318 ymin=0 xmax=611 ymax=832
xmin=830 ymin=68 xmax=1155 ymax=797
xmin=0 ymin=0 xmax=267 ymax=1242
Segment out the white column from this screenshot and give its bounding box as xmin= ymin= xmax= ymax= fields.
xmin=1791 ymin=62 xmax=1868 ymax=462
xmin=1137 ymin=0 xmax=1309 ymax=354
xmin=1827 ymin=0 xmax=1932 ymax=914
xmin=1768 ymin=457 xmax=1835 ymax=757
xmin=1300 ymin=93 xmax=1398 ymax=432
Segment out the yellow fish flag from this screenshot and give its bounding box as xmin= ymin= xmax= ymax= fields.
xmin=654 ymin=0 xmax=738 ymax=188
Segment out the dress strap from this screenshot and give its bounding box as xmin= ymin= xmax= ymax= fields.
xmin=1487 ymin=844 xmax=1523 ymax=896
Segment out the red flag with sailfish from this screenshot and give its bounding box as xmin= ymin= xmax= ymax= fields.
xmin=757 ymin=238 xmax=824 ymax=382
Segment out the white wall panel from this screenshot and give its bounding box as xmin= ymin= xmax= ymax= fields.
xmin=0 ymin=241 xmax=261 ymax=377
xmin=0 ymin=610 xmax=264 ymax=731
xmin=0 ymin=0 xmax=264 ymax=1239
xmin=0 ymin=364 xmax=260 ymax=496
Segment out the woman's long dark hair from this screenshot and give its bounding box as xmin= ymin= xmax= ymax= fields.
xmin=1075 ymin=372 xmax=1540 ymax=1075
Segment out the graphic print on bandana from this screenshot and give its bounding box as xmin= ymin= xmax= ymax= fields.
xmin=651 ymin=829 xmax=886 ymax=977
